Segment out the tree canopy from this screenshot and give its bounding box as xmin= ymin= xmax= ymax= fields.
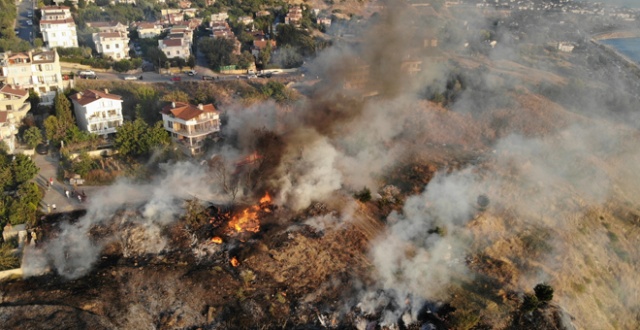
xmin=114 ymin=119 xmax=170 ymax=158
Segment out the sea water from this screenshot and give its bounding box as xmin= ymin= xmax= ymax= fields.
xmin=601 ymin=38 xmax=640 ymax=64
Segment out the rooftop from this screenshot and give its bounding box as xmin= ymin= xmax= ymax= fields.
xmin=161 ymin=102 xmax=217 ymax=121
xmin=71 ymin=89 xmax=122 ymax=106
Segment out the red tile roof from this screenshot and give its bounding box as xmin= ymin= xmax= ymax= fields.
xmin=0 ymin=112 xmax=7 ymax=124
xmin=161 ymin=102 xmax=217 ymax=121
xmin=161 ymin=38 xmax=183 ymax=47
xmin=71 ymin=89 xmax=122 ymax=106
xmin=0 ymin=85 xmax=28 ymax=97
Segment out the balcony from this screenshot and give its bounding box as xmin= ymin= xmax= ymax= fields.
xmin=169 ymin=124 xmax=220 ymax=137
xmin=87 ymin=115 xmax=122 ymax=124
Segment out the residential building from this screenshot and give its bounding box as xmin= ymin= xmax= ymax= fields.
xmin=39 ymin=6 xmax=79 ymax=48
xmin=210 ymin=12 xmax=229 ymax=24
xmin=161 ymin=102 xmax=220 ymax=155
xmin=238 ymin=16 xmax=254 ymax=25
xmin=93 ymin=32 xmax=130 ymax=60
xmin=168 ymin=25 xmax=194 ymax=47
xmin=135 ymin=22 xmax=164 ymax=39
xmin=0 ymin=85 xmax=30 ymax=154
xmin=317 ymin=16 xmax=332 ymax=27
xmin=185 ymin=18 xmax=203 ymax=30
xmin=252 ymin=38 xmax=276 ymax=58
xmin=0 ymin=50 xmax=70 ymax=105
xmin=558 ymin=42 xmax=575 ymax=53
xmin=159 ymin=38 xmax=191 ymax=59
xmin=178 ymin=0 xmax=192 ymax=9
xmin=256 ymin=10 xmax=271 ymax=18
xmin=86 ymin=21 xmax=128 ymax=34
xmin=70 ymin=89 xmax=123 ymax=136
xmin=285 ymin=5 xmax=303 ymax=26
xmin=164 ymin=13 xmax=185 ymax=25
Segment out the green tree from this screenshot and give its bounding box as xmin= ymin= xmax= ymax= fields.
xmin=72 ymin=152 xmax=98 ymax=177
xmin=199 ymin=37 xmax=236 ymax=70
xmin=0 ymin=243 xmax=20 ymax=271
xmin=54 ymin=92 xmax=73 ymax=123
xmin=28 ymin=90 xmax=40 ymax=111
xmin=11 ymin=154 xmax=39 ymax=186
xmin=114 ymin=119 xmax=170 ymax=157
xmin=187 ymin=55 xmax=196 ymax=69
xmin=43 ymin=115 xmax=62 ymax=143
xmin=22 ymin=126 xmax=43 ymax=148
xmin=521 ymin=293 xmax=539 ymax=313
xmin=534 ymin=283 xmax=554 ymax=303
xmin=161 ymin=91 xmax=190 ymax=103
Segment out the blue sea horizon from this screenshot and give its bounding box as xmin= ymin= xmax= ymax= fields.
xmin=601 ymin=38 xmax=640 ymax=65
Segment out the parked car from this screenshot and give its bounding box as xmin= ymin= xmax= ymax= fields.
xmin=170 ymin=76 xmax=181 ymax=82
xmin=186 ymin=70 xmax=197 ymax=76
xmin=79 ymin=74 xmax=98 ymax=79
xmin=202 ymin=75 xmax=214 ymax=81
xmin=36 ymin=143 xmax=49 ymax=155
xmin=26 ymin=20 xmax=32 ymax=26
xmin=79 ymin=70 xmax=96 ymax=76
xmin=124 ymin=75 xmax=139 ymax=80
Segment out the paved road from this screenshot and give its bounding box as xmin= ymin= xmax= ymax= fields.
xmin=33 ymin=152 xmax=102 ymax=214
xmin=15 ymin=0 xmax=35 ymax=45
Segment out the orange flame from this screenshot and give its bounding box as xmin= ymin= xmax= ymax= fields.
xmin=259 ymin=192 xmax=272 ymax=204
xmin=227 ymin=193 xmax=272 ymax=233
xmin=211 ymin=237 xmax=223 ymax=244
xmin=230 ymin=257 xmax=240 ymax=267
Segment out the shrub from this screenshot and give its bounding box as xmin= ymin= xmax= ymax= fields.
xmin=521 ymin=293 xmax=539 ymax=312
xmin=354 ymin=187 xmax=371 ymax=202
xmin=534 ymin=283 xmax=554 ymax=303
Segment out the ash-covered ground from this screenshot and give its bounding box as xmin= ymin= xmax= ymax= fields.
xmin=2 ymin=1 xmax=640 ymax=329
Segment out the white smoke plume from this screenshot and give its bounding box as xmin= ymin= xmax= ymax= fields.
xmin=22 ymin=162 xmax=229 ymax=279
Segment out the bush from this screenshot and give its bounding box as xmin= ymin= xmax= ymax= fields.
xmin=354 ymin=187 xmax=371 ymax=202
xmin=521 ymin=293 xmax=539 ymax=312
xmin=534 ymin=283 xmax=554 ymax=303
xmin=0 ymin=243 xmax=20 ymax=271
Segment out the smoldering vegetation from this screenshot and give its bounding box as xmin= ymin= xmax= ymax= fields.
xmin=6 ymin=1 xmax=640 ymax=329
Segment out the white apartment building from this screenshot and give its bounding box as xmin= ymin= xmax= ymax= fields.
xmin=0 ymin=50 xmax=70 ymax=105
xmin=93 ymin=32 xmax=130 ymax=60
xmin=39 ymin=6 xmax=79 ymax=48
xmin=136 ymin=22 xmax=164 ymax=39
xmin=70 ymin=89 xmax=123 ymax=136
xmin=161 ymin=101 xmax=220 ymax=155
xmin=158 ymin=38 xmax=190 ymax=59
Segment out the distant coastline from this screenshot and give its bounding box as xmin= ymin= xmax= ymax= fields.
xmin=592 ymin=30 xmax=640 ymax=41
xmin=591 ymin=31 xmax=640 ymax=75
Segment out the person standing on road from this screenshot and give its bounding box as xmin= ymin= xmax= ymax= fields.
xmin=49 ymin=177 xmax=54 ymax=187
xmin=65 ymin=189 xmax=70 ymax=198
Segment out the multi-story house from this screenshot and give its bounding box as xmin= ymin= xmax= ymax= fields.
xmin=0 ymin=85 xmax=30 ymax=153
xmin=135 ymin=22 xmax=164 ymax=38
xmin=70 ymin=89 xmax=123 ymax=136
xmin=93 ymin=32 xmax=130 ymax=60
xmin=252 ymin=38 xmax=276 ymax=58
xmin=285 ymin=5 xmax=303 ymax=26
xmin=0 ymin=50 xmax=69 ymax=105
xmin=161 ymin=101 xmax=220 ymax=156
xmin=39 ymin=6 xmax=79 ymax=48
xmin=86 ymin=21 xmax=128 ymax=34
xmin=159 ymin=38 xmax=190 ymax=59
xmin=210 ymin=12 xmax=229 ymax=25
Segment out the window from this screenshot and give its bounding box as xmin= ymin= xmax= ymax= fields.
xmin=106 ymin=44 xmax=110 ymax=50
xmin=177 ymin=50 xmax=180 ymax=54
xmin=115 ymin=44 xmax=119 ymax=48
xmin=167 ymin=51 xmax=171 ymax=56
xmin=52 ymin=33 xmax=56 ymax=37
xmin=50 ymin=86 xmax=57 ymax=92
xmin=6 ymin=105 xmax=13 ymax=111
xmin=39 ymin=87 xmax=46 ymax=93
